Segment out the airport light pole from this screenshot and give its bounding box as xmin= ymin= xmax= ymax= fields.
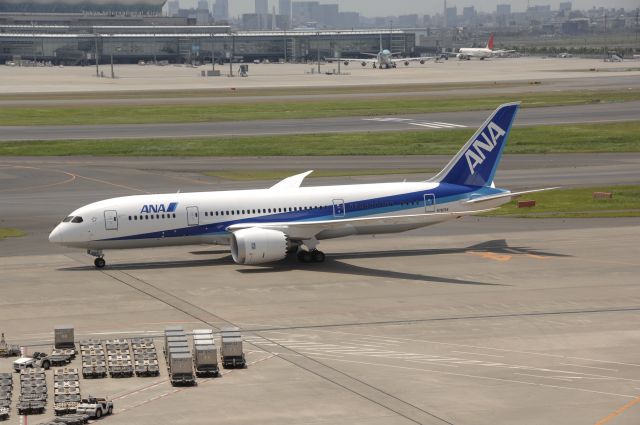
xmin=316 ymin=31 xmax=321 ymax=74
xmin=94 ymin=34 xmax=100 ymax=77
xmin=110 ymin=47 xmax=121 ymax=79
xmin=211 ymin=33 xmax=215 ymax=72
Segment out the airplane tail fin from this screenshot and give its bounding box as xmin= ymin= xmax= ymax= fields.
xmin=487 ymin=33 xmax=494 ymax=50
xmin=430 ymin=102 xmax=519 ymax=187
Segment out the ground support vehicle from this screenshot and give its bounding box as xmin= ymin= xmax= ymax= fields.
xmin=105 ymin=339 xmax=133 ymax=378
xmin=0 ymin=334 xmax=20 ymax=358
xmin=221 ymin=327 xmax=246 ymax=369
xmin=0 ymin=373 xmax=11 ymax=421
xmin=53 ymin=368 xmax=81 ymax=415
xmin=75 ymin=396 xmax=113 ymax=419
xmin=164 ymin=328 xmax=195 ymax=386
xmin=13 ymin=352 xmax=52 ymax=371
xmin=79 ymin=340 xmax=107 ymax=379
xmin=131 ymin=338 xmax=160 ymax=377
xmin=192 ymin=329 xmax=219 ymax=377
xmin=19 ymin=368 xmax=47 ymax=414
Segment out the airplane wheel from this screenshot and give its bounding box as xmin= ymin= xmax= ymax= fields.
xmin=297 ymin=251 xmax=312 ymax=263
xmin=94 ymin=258 xmax=106 ymax=268
xmin=311 ymin=250 xmax=326 ymax=263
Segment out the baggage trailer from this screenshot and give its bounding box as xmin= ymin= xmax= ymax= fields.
xmin=167 ymin=353 xmax=195 ymax=386
xmin=194 ymin=344 xmax=219 ymax=377
xmin=220 ymin=327 xmax=246 ymax=369
xmin=0 ymin=333 xmax=20 ymax=358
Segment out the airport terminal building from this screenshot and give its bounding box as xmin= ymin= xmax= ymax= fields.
xmin=0 ymin=26 xmax=416 ymax=65
xmin=0 ymin=0 xmax=416 ymax=65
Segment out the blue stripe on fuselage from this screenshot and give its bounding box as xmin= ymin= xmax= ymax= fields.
xmin=100 ymin=184 xmax=503 ymax=242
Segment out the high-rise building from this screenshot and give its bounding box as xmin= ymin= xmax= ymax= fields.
xmin=319 ymin=4 xmax=338 ymax=27
xmin=213 ymin=0 xmax=228 ymax=19
xmin=445 ymin=6 xmax=457 ymax=27
xmin=279 ymin=0 xmax=291 ymax=18
xmin=559 ymin=2 xmax=572 ymax=12
xmin=292 ymin=1 xmax=320 ymax=24
xmin=496 ymin=4 xmax=511 ymax=15
xmin=337 ymin=11 xmax=358 ymax=29
xmin=398 ymin=14 xmax=418 ymax=28
xmin=167 ymin=0 xmax=179 ymax=16
xmin=255 ymin=0 xmax=268 ymax=15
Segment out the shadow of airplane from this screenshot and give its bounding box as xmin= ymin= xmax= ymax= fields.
xmin=60 ymin=240 xmax=568 ymax=287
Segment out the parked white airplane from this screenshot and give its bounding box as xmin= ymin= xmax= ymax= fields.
xmin=457 ymin=34 xmax=514 ymax=60
xmin=49 ymin=103 xmax=552 ymax=268
xmin=335 ymin=35 xmax=432 ymax=69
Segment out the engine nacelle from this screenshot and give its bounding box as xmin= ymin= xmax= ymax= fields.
xmin=230 ymin=228 xmax=287 ymax=265
xmin=420 ymin=59 xmax=425 ymax=64
xmin=361 ymin=61 xmax=367 ymax=67
xmin=404 ymin=61 xmax=410 ymax=66
xmin=344 ymin=61 xmax=349 ymax=66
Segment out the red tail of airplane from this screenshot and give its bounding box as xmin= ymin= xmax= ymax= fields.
xmin=486 ymin=33 xmax=494 ymax=50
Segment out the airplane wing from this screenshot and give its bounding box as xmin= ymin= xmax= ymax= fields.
xmin=226 ymin=208 xmax=495 ymax=241
xmin=389 ymin=56 xmax=433 ymax=64
xmin=330 ymin=57 xmax=378 ymax=64
xmin=464 ymin=188 xmax=558 ymax=205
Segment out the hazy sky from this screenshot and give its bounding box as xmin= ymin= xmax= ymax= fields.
xmin=226 ymin=0 xmax=639 ymax=17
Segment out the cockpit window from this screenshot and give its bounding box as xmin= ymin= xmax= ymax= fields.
xmin=62 ymin=216 xmax=73 ymax=223
xmin=71 ymin=216 xmax=84 ymax=223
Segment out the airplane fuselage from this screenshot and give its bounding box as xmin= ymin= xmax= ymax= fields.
xmin=49 ymin=181 xmax=507 ymax=251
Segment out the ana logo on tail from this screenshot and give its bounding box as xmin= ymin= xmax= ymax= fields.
xmin=464 ymin=121 xmax=506 ymax=174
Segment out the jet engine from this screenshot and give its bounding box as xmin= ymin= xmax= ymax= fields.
xmin=230 ymin=228 xmax=287 ymax=265
xmin=361 ymin=61 xmax=367 ymax=67
xmin=404 ymin=61 xmax=410 ymax=66
xmin=344 ymin=61 xmax=349 ymax=66
xmin=420 ymin=59 xmax=425 ymax=64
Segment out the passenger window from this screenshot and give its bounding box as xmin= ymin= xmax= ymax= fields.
xmin=71 ymin=216 xmax=83 ymax=223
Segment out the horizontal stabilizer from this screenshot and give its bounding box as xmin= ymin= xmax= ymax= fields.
xmin=464 ymin=187 xmax=559 ymax=204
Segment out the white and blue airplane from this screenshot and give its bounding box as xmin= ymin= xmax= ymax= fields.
xmin=49 ymin=102 xmax=552 ymax=268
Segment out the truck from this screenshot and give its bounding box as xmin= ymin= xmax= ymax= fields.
xmin=167 ymin=353 xmax=195 ymax=386
xmin=75 ymin=396 xmax=113 ymax=419
xmin=220 ymin=327 xmax=246 ymax=369
xmin=194 ymin=344 xmax=219 ymax=377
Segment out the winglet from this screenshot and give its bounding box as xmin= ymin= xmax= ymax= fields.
xmin=270 ymin=170 xmax=313 ymax=190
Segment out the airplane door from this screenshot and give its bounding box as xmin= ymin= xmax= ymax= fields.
xmin=424 ymin=194 xmax=436 ymax=213
xmin=104 ymin=210 xmax=118 ymax=230
xmin=186 ymin=206 xmax=199 ymax=226
xmin=333 ymin=199 xmax=345 ymax=217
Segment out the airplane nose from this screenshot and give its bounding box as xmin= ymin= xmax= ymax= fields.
xmin=49 ymin=225 xmax=64 ymax=244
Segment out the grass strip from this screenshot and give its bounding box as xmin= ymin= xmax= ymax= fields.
xmin=1 ymin=90 xmax=639 ymax=126
xmin=1 ymin=121 xmax=639 ymax=157
xmin=485 ymin=185 xmax=640 ymax=218
xmin=203 ymin=169 xmax=431 ymax=181
xmin=0 ymin=228 xmax=26 ymax=240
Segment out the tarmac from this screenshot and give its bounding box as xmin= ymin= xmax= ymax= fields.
xmin=0 ymin=57 xmax=639 ymax=94
xmin=0 ymin=153 xmax=639 ymax=424
xmin=0 ymin=56 xmax=639 ymax=425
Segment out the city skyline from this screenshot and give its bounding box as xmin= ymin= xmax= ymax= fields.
xmin=220 ymin=0 xmax=639 ymax=17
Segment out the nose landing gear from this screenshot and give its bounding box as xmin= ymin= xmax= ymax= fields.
xmin=88 ymin=249 xmax=106 ymax=268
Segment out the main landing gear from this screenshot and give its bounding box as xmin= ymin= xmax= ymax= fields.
xmin=297 ymin=250 xmax=326 ymax=263
xmin=88 ymin=249 xmax=106 ymax=268
xmin=295 ymin=238 xmax=325 ymax=263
